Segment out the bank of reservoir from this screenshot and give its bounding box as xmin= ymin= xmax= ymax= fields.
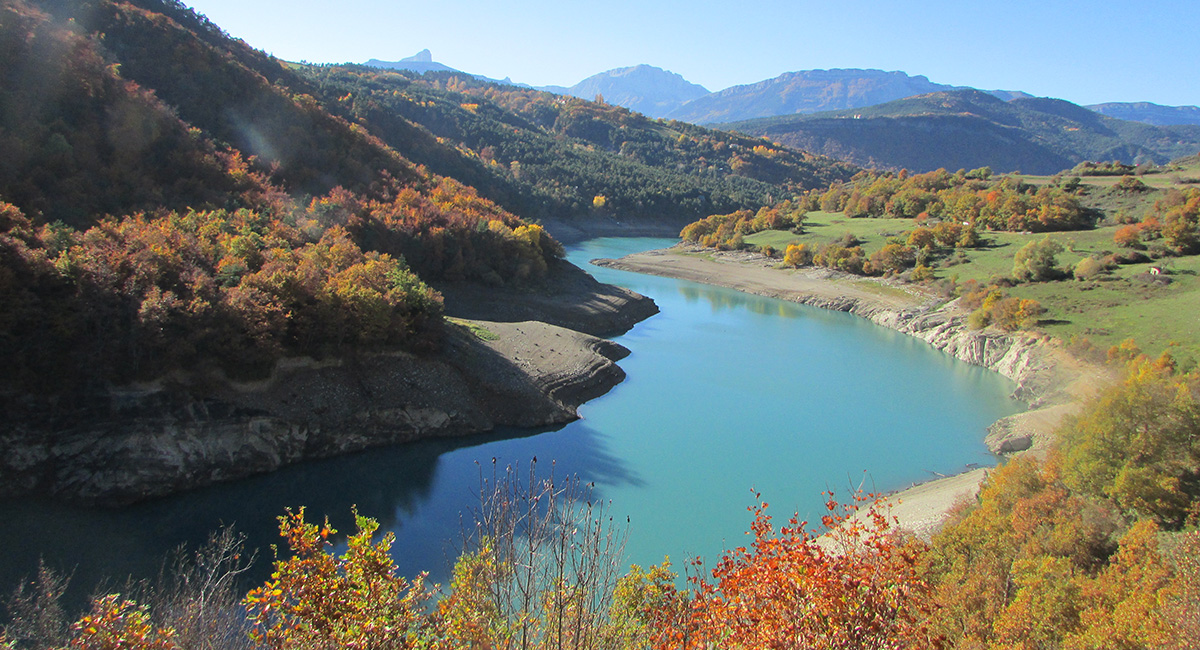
xmin=0 ymin=237 xmax=1020 ymax=594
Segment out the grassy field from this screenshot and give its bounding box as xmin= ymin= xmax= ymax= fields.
xmin=1018 ymin=255 xmax=1200 ymax=369
xmin=745 ymin=211 xmax=917 ymax=255
xmin=1017 ymin=157 xmax=1200 ymax=191
xmin=744 ymin=213 xmax=1200 ymax=367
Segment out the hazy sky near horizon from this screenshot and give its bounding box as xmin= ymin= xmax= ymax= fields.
xmin=184 ymin=0 xmax=1199 ymax=107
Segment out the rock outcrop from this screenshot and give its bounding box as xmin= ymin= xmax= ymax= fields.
xmin=0 ymin=320 xmax=636 ymax=505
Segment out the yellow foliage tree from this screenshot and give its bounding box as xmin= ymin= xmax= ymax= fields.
xmin=243 ymin=508 xmax=436 ymax=649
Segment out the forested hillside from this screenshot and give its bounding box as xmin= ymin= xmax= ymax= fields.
xmin=722 ymin=90 xmax=1200 ymax=174
xmin=0 ymin=0 xmax=857 ymax=395
xmin=296 ymin=65 xmax=856 ymax=227
xmin=0 ymin=0 xmax=568 ymax=397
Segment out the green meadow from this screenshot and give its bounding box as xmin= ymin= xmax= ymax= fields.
xmin=744 ymin=212 xmax=1200 ymax=366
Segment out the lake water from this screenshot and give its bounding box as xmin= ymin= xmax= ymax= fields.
xmin=0 ymin=237 xmax=1020 ymax=599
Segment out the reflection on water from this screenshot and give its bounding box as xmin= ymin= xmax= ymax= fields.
xmin=0 ymin=421 xmax=642 ymax=606
xmin=0 ymin=236 xmax=1020 ymax=608
xmin=678 ymin=283 xmax=824 ymax=319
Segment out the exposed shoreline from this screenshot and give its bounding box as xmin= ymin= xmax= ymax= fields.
xmin=0 ymin=260 xmax=660 ymax=505
xmin=596 ymin=244 xmax=1115 ymax=538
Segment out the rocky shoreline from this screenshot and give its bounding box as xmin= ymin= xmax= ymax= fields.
xmin=0 ymin=263 xmax=659 ymax=505
xmin=595 ymin=244 xmax=1113 ymax=537
xmin=595 ymin=246 xmax=1060 ymax=419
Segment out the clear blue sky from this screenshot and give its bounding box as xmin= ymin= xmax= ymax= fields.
xmin=185 ymin=0 xmax=1200 ymax=107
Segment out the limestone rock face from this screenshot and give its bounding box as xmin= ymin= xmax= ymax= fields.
xmin=873 ymin=304 xmax=1049 ymax=401
xmin=767 ymin=289 xmax=1050 ymax=403
xmin=0 ymin=321 xmax=634 ymax=505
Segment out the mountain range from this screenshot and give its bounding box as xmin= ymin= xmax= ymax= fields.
xmin=369 ymin=54 xmax=1200 ymax=134
xmin=1086 ymin=102 xmax=1200 ymax=127
xmin=717 ymin=89 xmax=1200 ymax=174
xmin=663 ymin=69 xmax=1028 ymax=124
xmin=542 ymin=64 xmax=710 ymax=118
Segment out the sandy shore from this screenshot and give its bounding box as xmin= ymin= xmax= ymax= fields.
xmin=596 ymin=246 xmax=934 ymax=313
xmin=599 ymin=244 xmax=1113 ymax=539
xmin=879 ymin=468 xmax=991 ymax=539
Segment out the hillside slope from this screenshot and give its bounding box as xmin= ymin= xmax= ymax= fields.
xmin=300 ymin=65 xmax=857 ymax=232
xmin=0 ymin=0 xmax=659 ymax=501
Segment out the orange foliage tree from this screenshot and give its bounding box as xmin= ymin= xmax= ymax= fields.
xmin=650 ymin=492 xmax=942 ymax=650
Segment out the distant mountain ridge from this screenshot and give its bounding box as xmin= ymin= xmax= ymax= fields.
xmin=1087 ymin=102 xmax=1200 ymax=126
xmin=720 ymin=89 xmax=1200 ymax=174
xmin=365 ymin=49 xmax=457 ymax=74
xmin=546 ymin=65 xmax=709 ymax=118
xmin=666 ymin=69 xmax=954 ymax=124
xmin=663 ymin=69 xmax=1030 ymax=125
xmin=360 ymin=57 xmax=1200 ymax=130
xmin=364 ymin=50 xmax=522 ymax=87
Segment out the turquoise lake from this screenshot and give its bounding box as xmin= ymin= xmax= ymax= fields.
xmin=0 ymin=237 xmax=1020 ymax=595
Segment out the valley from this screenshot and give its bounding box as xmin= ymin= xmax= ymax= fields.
xmin=0 ymin=0 xmax=1198 ymax=646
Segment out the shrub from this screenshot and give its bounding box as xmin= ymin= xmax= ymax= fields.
xmin=1113 ymin=175 xmax=1150 ymax=193
xmin=783 ymin=243 xmax=812 ymax=268
xmin=1074 ymin=257 xmax=1108 ymax=280
xmin=1012 ymin=236 xmax=1063 ymax=282
xmin=869 ymin=243 xmax=916 ymax=275
xmin=243 ymin=508 xmax=438 ymax=648
xmin=907 ymin=227 xmax=937 ymax=249
xmin=988 ymin=296 xmax=1044 ymax=330
xmin=1113 ymin=224 xmax=1144 ymax=249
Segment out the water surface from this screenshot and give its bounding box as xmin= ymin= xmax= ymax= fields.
xmin=0 ymin=237 xmax=1019 ymax=598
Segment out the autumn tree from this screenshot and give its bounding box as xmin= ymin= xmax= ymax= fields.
xmin=1059 ymin=360 xmax=1200 ymax=528
xmin=1012 ymin=235 xmax=1064 ymax=282
xmin=243 ymin=508 xmax=437 ymax=649
xmin=869 ymin=243 xmax=916 ymax=275
xmin=651 ymin=492 xmax=942 ymax=650
xmin=783 ymin=243 xmax=811 ymax=268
